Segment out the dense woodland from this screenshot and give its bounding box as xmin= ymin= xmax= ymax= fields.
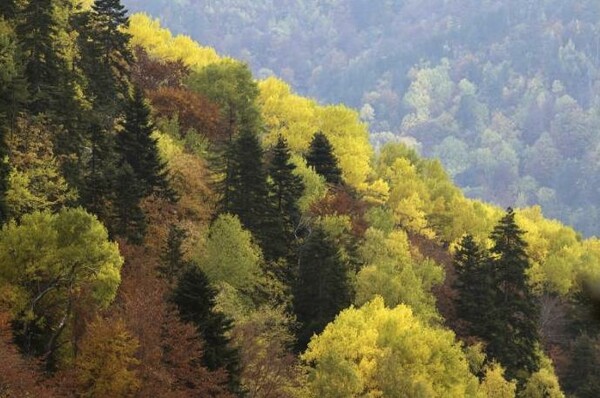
xmin=123 ymin=0 xmax=600 ymax=237
xmin=2 ymin=1 xmax=600 ymax=397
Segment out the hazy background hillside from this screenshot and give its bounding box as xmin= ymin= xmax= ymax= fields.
xmin=123 ymin=0 xmax=600 ymax=236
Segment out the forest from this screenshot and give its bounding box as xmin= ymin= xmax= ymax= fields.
xmin=1 ymin=0 xmax=600 ymax=397
xmin=123 ymin=0 xmax=600 ymax=237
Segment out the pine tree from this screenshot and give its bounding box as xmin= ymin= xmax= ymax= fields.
xmin=293 ymin=227 xmax=354 ymax=350
xmin=118 ymin=86 xmax=175 ymax=200
xmin=158 ymin=224 xmax=188 ymax=282
xmin=452 ymin=234 xmax=494 ymax=339
xmin=171 ymin=265 xmax=241 ymax=393
xmin=487 ymin=208 xmax=540 ymax=383
xmin=265 ymin=136 xmax=305 ymax=276
xmin=221 ymin=128 xmax=273 ymax=248
xmin=306 ymin=132 xmax=343 ymax=185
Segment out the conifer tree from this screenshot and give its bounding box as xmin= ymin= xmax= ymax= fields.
xmin=84 ymin=0 xmax=133 ymax=112
xmin=158 ymin=224 xmax=188 ymax=282
xmin=453 ymin=234 xmax=494 ymax=339
xmin=306 ymin=131 xmax=343 ymax=185
xmin=113 ymin=162 xmax=146 ymax=244
xmin=171 ymin=265 xmax=241 ymax=393
xmin=118 ymin=86 xmax=174 ymax=200
xmin=263 ymin=136 xmax=304 ymax=262
xmin=0 ymin=0 xmax=16 ymax=20
xmin=81 ymin=123 xmax=118 ymax=222
xmin=293 ymin=227 xmax=354 ymax=350
xmin=16 ymin=0 xmax=66 ymax=114
xmin=221 ymin=128 xmax=273 ymax=249
xmin=487 ymin=208 xmax=540 ymax=383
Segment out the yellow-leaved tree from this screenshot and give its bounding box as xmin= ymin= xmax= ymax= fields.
xmin=302 ymin=297 xmax=480 ymax=397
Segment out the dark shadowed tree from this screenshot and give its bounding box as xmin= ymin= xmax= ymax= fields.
xmin=306 ymin=132 xmax=343 ymax=185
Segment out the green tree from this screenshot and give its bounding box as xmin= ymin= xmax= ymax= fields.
xmin=293 ymin=227 xmax=353 ymax=350
xmin=266 ymin=135 xmax=305 ymax=262
xmin=113 ymin=161 xmax=146 ymax=244
xmin=81 ymin=123 xmax=119 ymax=223
xmin=487 ymin=208 xmax=540 ymax=383
xmin=15 ymin=0 xmax=71 ymax=115
xmin=118 ymin=86 xmax=174 ymax=199
xmin=305 ymin=132 xmax=343 ymax=185
xmin=171 ymin=265 xmax=241 ymax=393
xmin=563 ymin=334 xmax=600 ymax=397
xmin=6 ymin=116 xmax=77 ymax=219
xmin=84 ymin=0 xmax=133 ymax=112
xmin=199 ymin=213 xmax=263 ymax=298
xmin=0 ymin=0 xmax=17 ymax=19
xmin=0 ymin=208 xmax=123 ymax=368
xmin=158 ymin=223 xmax=188 ymax=283
xmin=453 ymin=234 xmax=494 ymax=338
xmin=222 ymin=128 xmax=274 ymax=251
xmin=186 ymin=60 xmax=261 ymax=140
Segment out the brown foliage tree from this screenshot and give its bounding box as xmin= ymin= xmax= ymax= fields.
xmin=132 ymin=48 xmax=189 ymax=92
xmin=146 ymin=87 xmax=222 ymax=141
xmin=0 ymin=312 xmax=57 ymax=398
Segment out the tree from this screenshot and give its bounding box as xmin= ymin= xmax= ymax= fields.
xmin=305 ymin=132 xmax=343 ymax=185
xmin=487 ymin=208 xmax=540 ymax=383
xmin=171 ymin=265 xmax=241 ymax=393
xmin=0 ymin=208 xmax=123 ymax=367
xmin=6 ymin=116 xmax=77 ymax=220
xmin=113 ymin=161 xmax=146 ymax=244
xmin=158 ymin=223 xmax=188 ymax=283
xmin=301 ymin=297 xmax=480 ymax=397
xmin=221 ymin=129 xmax=274 ymax=250
xmin=563 ymin=334 xmax=600 ymax=397
xmin=80 ymin=122 xmax=119 ymax=223
xmin=186 ymin=60 xmax=261 ymax=141
xmin=479 ymin=363 xmax=517 ymax=398
xmin=0 ymin=0 xmax=16 ymax=20
xmin=293 ymin=227 xmax=353 ymax=350
xmin=199 ymin=214 xmax=263 ymax=297
xmin=84 ymin=0 xmax=133 ymax=112
xmin=266 ymin=135 xmax=305 ymax=262
xmin=355 ymin=228 xmax=443 ymax=322
xmin=75 ymin=317 xmax=140 ymax=398
xmin=118 ymin=86 xmax=174 ymax=200
xmin=15 ymin=0 xmax=70 ymax=114
xmin=453 ymin=234 xmax=494 ymax=338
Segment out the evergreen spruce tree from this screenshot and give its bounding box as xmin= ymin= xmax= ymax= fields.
xmin=158 ymin=224 xmax=188 ymax=282
xmin=84 ymin=0 xmax=133 ymax=112
xmin=0 ymin=127 xmax=9 ymax=226
xmin=171 ymin=265 xmax=241 ymax=393
xmin=118 ymin=86 xmax=175 ymax=200
xmin=222 ymin=128 xmax=274 ymax=249
xmin=113 ymin=162 xmax=146 ymax=244
xmin=0 ymin=0 xmax=16 ymax=20
xmin=81 ymin=123 xmax=118 ymax=223
xmin=487 ymin=208 xmax=540 ymax=383
xmin=293 ymin=227 xmax=354 ymax=350
xmin=452 ymin=234 xmax=494 ymax=340
xmin=305 ymin=131 xmax=343 ymax=185
xmin=563 ymin=334 xmax=600 ymax=397
xmin=16 ymin=0 xmax=65 ymax=114
xmin=266 ymin=136 xmax=305 ymax=275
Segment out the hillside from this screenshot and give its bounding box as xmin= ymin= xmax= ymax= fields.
xmin=122 ymin=0 xmax=600 ymax=237
xmin=1 ymin=2 xmax=600 ymax=397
